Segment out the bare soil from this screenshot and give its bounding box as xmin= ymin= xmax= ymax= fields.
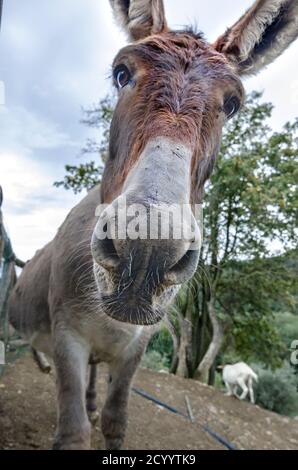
xmin=0 ymin=354 xmax=297 ymax=450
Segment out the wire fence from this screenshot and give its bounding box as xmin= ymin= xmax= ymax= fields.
xmin=0 ymin=1 xmax=3 ymax=32
xmin=0 ymin=187 xmax=27 ymax=376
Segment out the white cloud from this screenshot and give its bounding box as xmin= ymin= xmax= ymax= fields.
xmin=245 ymin=42 xmax=298 ymax=129
xmin=0 ymin=105 xmax=78 ymax=155
xmin=0 ymin=152 xmax=81 ymax=261
xmin=4 ymin=20 xmax=39 ymax=60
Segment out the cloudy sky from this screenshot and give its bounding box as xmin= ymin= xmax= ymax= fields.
xmin=0 ymin=0 xmax=297 ymax=261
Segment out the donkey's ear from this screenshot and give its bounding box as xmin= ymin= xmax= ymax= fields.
xmin=214 ymin=0 xmax=298 ymax=75
xmin=109 ymin=0 xmax=167 ymax=41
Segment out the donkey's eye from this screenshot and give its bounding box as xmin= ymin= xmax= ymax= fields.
xmin=113 ymin=65 xmax=131 ymax=89
xmin=223 ymin=95 xmax=240 ymax=119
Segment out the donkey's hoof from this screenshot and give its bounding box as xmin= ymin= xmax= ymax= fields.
xmin=41 ymin=364 xmax=52 ymax=374
xmin=105 ymin=437 xmax=123 ymax=450
xmin=53 ymin=434 xmax=91 ymax=450
xmin=53 ymin=440 xmax=90 ymax=450
xmin=88 ymin=410 xmax=100 ymax=425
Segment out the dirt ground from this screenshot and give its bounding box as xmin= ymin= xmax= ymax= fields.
xmin=0 ymin=354 xmax=297 ymax=450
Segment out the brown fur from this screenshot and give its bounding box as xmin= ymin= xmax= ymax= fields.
xmin=101 ymin=31 xmax=244 ymax=204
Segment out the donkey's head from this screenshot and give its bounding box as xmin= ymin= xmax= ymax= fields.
xmin=92 ymin=0 xmax=298 ymax=325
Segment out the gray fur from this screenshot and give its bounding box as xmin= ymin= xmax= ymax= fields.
xmin=109 ymin=0 xmax=167 ymax=41
xmin=214 ymin=0 xmax=298 ymax=75
xmin=9 ymin=187 xmax=153 ymax=449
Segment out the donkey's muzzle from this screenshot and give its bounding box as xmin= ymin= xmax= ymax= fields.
xmin=91 ymin=198 xmax=200 ymax=284
xmin=91 ymin=137 xmax=201 ymax=324
xmin=92 ymin=236 xmax=199 ymax=325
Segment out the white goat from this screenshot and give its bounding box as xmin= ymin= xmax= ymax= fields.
xmin=222 ymin=362 xmax=258 ymax=404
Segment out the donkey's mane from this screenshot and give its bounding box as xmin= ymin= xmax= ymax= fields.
xmin=174 ymin=26 xmax=205 ymax=41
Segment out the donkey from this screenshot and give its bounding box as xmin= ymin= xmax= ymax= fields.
xmin=8 ymin=0 xmax=298 ymax=450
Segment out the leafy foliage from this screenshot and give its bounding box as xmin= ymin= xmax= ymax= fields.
xmin=146 ymin=327 xmax=174 ymax=369
xmin=54 ymin=96 xmax=114 ymax=192
xmin=54 ymin=162 xmax=103 ymax=194
xmin=218 ymin=252 xmax=298 ymax=368
xmin=180 ymin=92 xmax=298 ymax=376
xmin=141 ymin=350 xmax=170 ymax=372
xmin=254 ymin=364 xmax=298 ymax=416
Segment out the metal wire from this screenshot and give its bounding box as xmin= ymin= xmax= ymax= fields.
xmin=132 ymin=387 xmax=237 ymax=450
xmin=0 ymin=1 xmax=3 ymax=32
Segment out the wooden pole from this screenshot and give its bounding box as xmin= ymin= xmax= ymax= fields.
xmin=185 ymin=395 xmax=195 ymax=423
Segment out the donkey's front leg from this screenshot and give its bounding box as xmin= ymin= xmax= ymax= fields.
xmin=102 ymin=355 xmax=142 ymax=450
xmin=52 ymin=327 xmax=91 ymax=450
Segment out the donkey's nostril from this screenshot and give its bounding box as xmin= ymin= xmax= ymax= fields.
xmin=165 ymin=249 xmax=200 ymax=286
xmin=169 ymin=250 xmax=192 ymax=272
xmin=103 ymin=237 xmax=118 ymax=260
xmin=92 ymin=234 xmax=119 ymax=270
xmin=102 ymin=222 xmax=108 ymax=234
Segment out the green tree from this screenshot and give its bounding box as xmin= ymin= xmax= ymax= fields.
xmin=174 ymin=92 xmax=297 ymax=380
xmin=54 ymin=96 xmax=114 ymax=192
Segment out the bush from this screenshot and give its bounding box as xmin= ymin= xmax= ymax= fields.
xmin=274 ymin=312 xmax=298 ymax=358
xmin=145 ymin=327 xmax=173 ymax=370
xmin=254 ymin=365 xmax=297 ymax=416
xmin=141 ymin=350 xmax=169 ymax=372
